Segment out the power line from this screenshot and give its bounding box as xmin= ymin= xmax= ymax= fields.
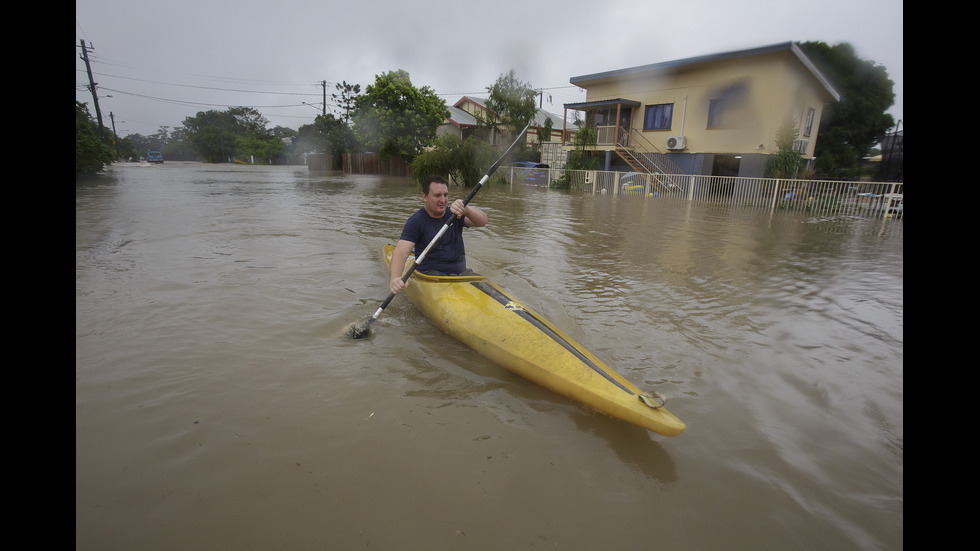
xmin=77 ymin=43 xmax=585 ymax=132
xmin=99 ymin=86 xmax=341 ymax=111
xmin=82 ymin=70 xmax=324 ymax=97
xmin=84 ymin=51 xmax=328 ymax=88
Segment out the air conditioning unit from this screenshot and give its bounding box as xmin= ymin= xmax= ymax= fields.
xmin=666 ymin=136 xmax=686 ymax=150
xmin=793 ymin=139 xmax=809 ymax=153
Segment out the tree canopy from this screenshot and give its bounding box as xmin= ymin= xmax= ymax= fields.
xmin=332 ymin=81 xmax=361 ymax=124
xmin=351 ymin=69 xmax=449 ymax=162
xmin=799 ymin=41 xmax=896 ymax=178
xmin=479 ymin=69 xmax=539 ymax=147
xmin=293 ymin=113 xmax=356 ymax=170
xmin=76 ymin=101 xmax=114 ymax=177
xmin=181 ymin=106 xmax=284 ymax=163
xmin=410 ymin=134 xmax=501 ymax=187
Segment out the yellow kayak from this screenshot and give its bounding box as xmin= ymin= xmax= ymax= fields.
xmin=383 ymin=244 xmax=685 ymax=436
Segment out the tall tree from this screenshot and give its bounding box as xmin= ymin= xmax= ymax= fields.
xmin=798 ymin=41 xmax=896 ymax=178
xmin=226 ymin=106 xmax=269 ymax=133
xmin=332 ymin=81 xmax=361 ymax=124
xmin=351 ymin=69 xmax=449 ymax=162
xmin=480 ymin=69 xmax=538 ymax=147
xmin=182 ymin=110 xmax=236 ymax=163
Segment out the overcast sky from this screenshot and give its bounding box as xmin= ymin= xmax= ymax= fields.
xmin=75 ymin=0 xmax=903 ymax=138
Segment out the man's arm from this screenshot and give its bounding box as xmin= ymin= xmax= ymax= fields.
xmin=451 ymin=199 xmax=488 ymax=228
xmin=389 ymin=239 xmax=415 ymax=294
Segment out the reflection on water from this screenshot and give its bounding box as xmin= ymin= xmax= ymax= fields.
xmin=77 ymin=162 xmax=902 ymax=550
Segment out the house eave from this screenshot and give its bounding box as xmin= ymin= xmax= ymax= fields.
xmin=563 ymin=98 xmax=642 ymax=111
xmin=569 ymin=41 xmax=840 ymax=103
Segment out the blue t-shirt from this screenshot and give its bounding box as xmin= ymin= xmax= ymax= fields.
xmin=399 ymin=208 xmax=467 ymax=274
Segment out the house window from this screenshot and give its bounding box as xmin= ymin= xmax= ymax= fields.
xmin=803 ymin=108 xmax=815 ymax=137
xmin=643 ymin=103 xmax=673 ymax=130
xmin=707 ymin=80 xmax=748 ymax=129
xmin=707 ymin=99 xmax=726 ymax=128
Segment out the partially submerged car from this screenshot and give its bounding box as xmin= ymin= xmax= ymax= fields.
xmin=512 ymin=162 xmax=549 ymax=185
xmin=619 ymin=172 xmax=679 ymax=193
xmin=147 ymin=151 xmax=164 ymax=163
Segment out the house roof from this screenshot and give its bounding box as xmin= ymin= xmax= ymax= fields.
xmin=568 ymin=42 xmax=840 ymax=103
xmin=445 ymin=105 xmax=478 ymax=128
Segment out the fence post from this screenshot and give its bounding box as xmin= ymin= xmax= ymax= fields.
xmin=883 ymin=181 xmax=899 ymax=219
xmin=769 ymin=179 xmax=781 ymax=214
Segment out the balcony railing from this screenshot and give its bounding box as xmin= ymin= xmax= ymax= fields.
xmin=595 ymin=125 xmax=620 ymax=146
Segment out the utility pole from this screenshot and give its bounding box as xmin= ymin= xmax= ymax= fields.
xmin=322 ymin=81 xmax=327 ymax=116
xmin=79 ymin=40 xmax=106 ymax=139
xmin=109 ymin=112 xmax=121 ymax=160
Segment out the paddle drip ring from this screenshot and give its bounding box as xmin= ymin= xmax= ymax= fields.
xmin=639 ymin=391 xmax=667 ymax=409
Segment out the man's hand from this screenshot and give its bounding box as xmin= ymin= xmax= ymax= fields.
xmin=450 ymin=199 xmax=467 ymax=218
xmin=390 ymin=277 xmax=407 ymax=295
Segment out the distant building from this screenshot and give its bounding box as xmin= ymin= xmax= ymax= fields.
xmin=438 ymin=96 xmax=566 ymax=146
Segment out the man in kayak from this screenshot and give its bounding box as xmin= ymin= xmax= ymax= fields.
xmin=389 ymin=175 xmax=488 ymax=295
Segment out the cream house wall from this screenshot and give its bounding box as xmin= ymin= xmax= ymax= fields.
xmin=578 ymin=49 xmax=834 ymax=159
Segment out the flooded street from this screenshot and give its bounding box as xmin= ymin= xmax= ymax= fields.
xmin=76 ymin=162 xmax=903 ymax=550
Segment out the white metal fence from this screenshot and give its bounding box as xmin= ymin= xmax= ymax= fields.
xmin=507 ymin=167 xmax=904 ymax=219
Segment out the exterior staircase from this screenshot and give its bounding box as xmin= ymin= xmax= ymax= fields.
xmin=614 ymin=126 xmax=687 ymax=192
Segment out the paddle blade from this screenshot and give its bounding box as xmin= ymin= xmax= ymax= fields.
xmin=349 ymin=317 xmax=374 ymax=339
xmin=350 ymin=293 xmax=397 ymax=339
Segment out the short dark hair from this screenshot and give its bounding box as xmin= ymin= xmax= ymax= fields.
xmin=422 ymin=175 xmax=448 ymax=194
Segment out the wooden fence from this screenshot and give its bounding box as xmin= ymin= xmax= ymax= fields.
xmin=340 ymin=153 xmax=411 ymax=177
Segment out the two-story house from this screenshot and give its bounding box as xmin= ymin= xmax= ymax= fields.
xmin=561 ymin=42 xmax=840 ymax=178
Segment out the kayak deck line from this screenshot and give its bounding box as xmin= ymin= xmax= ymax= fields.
xmin=469 ymin=281 xmax=635 ymax=396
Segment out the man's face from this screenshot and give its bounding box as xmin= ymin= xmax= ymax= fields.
xmin=422 ymin=183 xmax=449 ymax=218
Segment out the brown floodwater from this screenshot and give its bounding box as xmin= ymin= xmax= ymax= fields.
xmin=76 ymin=162 xmax=903 ymax=550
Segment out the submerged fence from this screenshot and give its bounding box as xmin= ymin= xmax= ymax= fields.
xmin=507 ymin=167 xmax=904 ymax=220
